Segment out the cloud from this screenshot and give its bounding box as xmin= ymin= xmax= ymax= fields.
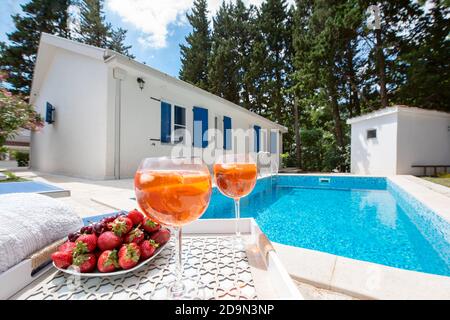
xmin=106 ymin=0 xmax=295 ymax=49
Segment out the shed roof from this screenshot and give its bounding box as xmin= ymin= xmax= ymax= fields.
xmin=346 ymin=105 xmax=450 ymax=125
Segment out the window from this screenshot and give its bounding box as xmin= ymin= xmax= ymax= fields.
xmin=174 ymin=106 xmax=186 ymax=144
xmin=270 ymin=131 xmax=277 ymax=154
xmin=367 ymin=129 xmax=377 ymax=139
xmin=223 ymin=116 xmax=232 ymax=150
xmin=193 ymin=106 xmax=208 ymax=148
xmin=254 ymin=125 xmax=261 ymax=152
xmin=160 ymin=101 xmax=171 ymax=143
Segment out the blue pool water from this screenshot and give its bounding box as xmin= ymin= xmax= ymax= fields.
xmin=202 ymin=176 xmax=450 ymax=277
xmin=0 ymin=181 xmax=64 ymax=195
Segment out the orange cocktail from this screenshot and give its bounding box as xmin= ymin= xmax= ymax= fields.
xmin=213 ymin=163 xmax=257 ymax=199
xmin=135 ymin=170 xmax=212 ymax=227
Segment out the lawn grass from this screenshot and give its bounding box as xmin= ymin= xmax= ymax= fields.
xmin=422 ymin=175 xmax=450 ymax=188
xmin=0 ymin=171 xmax=27 ymax=183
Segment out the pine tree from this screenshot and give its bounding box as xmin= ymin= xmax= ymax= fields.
xmin=0 ymin=0 xmax=71 ymax=94
xmin=255 ymin=0 xmax=290 ymax=122
xmin=179 ymin=0 xmax=211 ymax=90
xmin=234 ymin=0 xmax=258 ymax=111
xmin=208 ymin=2 xmax=240 ymax=104
xmin=78 ymin=0 xmax=111 ymax=48
xmin=109 ymin=28 xmax=134 ymax=58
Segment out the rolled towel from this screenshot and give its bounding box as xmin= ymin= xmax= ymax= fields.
xmin=0 ymin=193 xmax=83 ymax=273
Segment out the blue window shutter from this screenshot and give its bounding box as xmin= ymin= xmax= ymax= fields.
xmin=223 ymin=116 xmax=232 ymax=150
xmin=193 ymin=106 xmax=208 ymax=148
xmin=270 ymin=131 xmax=277 ymax=154
xmin=161 ymin=102 xmax=171 ymax=143
xmin=254 ymin=125 xmax=261 ymax=152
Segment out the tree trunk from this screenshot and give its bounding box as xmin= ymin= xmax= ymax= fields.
xmin=293 ymin=97 xmax=302 ymax=169
xmin=328 ymin=68 xmax=344 ymax=150
xmin=376 ymin=29 xmax=388 ymax=108
xmin=346 ymin=43 xmax=361 ymax=116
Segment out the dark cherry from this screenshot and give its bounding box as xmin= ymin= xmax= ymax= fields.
xmin=68 ymin=232 xmax=80 ymax=242
xmin=80 ymin=226 xmax=93 ymax=234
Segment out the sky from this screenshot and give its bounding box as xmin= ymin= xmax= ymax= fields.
xmin=0 ymin=0 xmax=295 ymax=78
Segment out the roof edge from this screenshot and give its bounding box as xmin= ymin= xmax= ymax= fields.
xmin=347 ymin=105 xmax=450 ymax=125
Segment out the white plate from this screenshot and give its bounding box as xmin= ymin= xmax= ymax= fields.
xmin=53 ymin=240 xmax=170 ymax=277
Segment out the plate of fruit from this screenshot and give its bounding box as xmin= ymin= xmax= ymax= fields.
xmin=51 ymin=209 xmax=171 ymax=277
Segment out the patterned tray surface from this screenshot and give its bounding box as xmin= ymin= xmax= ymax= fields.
xmin=15 ymin=236 xmax=257 ymax=300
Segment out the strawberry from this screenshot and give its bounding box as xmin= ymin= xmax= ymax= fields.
xmin=97 ymin=231 xmax=122 ymax=251
xmin=142 ymin=218 xmax=161 ymax=233
xmin=140 ymin=240 xmax=159 ymax=260
xmin=97 ymin=250 xmax=119 ymax=273
xmin=124 ymin=227 xmax=145 ymax=244
xmin=150 ymin=228 xmax=171 ymax=245
xmin=58 ymin=241 xmax=76 ymax=254
xmin=51 ymin=251 xmax=73 ymax=269
xmin=118 ymin=243 xmax=141 ymax=270
xmin=111 ymin=216 xmax=133 ymax=236
xmin=75 ymin=233 xmax=97 ymax=253
xmin=73 ymin=253 xmax=97 ymax=273
xmin=127 ymin=209 xmax=144 ymax=226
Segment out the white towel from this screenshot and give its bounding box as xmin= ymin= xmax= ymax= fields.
xmin=0 ymin=193 xmax=83 ymax=273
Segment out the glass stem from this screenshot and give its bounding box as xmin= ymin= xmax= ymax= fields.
xmin=170 ymin=226 xmax=185 ymax=298
xmin=234 ymin=198 xmax=241 ymax=238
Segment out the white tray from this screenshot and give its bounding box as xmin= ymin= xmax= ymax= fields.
xmin=8 ymin=218 xmax=302 ymax=300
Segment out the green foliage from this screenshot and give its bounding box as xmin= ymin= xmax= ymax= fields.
xmin=109 ymin=28 xmax=134 ymax=58
xmin=13 ymin=151 xmax=29 ymax=167
xmin=78 ymin=0 xmax=110 ymax=48
xmin=179 ymin=0 xmax=211 ymax=90
xmin=0 ymin=171 xmax=27 ymax=183
xmin=0 ymin=72 xmax=43 ymax=146
xmin=78 ymin=0 xmax=133 ymax=57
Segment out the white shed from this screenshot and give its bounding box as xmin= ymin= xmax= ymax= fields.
xmin=30 ymin=33 xmax=287 ymax=179
xmin=347 ymin=106 xmax=450 ymax=176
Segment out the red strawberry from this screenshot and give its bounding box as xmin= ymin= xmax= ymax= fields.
xmin=150 ymin=228 xmax=170 ymax=245
xmin=142 ymin=218 xmax=161 ymax=233
xmin=97 ymin=231 xmax=122 ymax=251
xmin=111 ymin=217 xmax=133 ymax=236
xmin=73 ymin=253 xmax=97 ymax=273
xmin=118 ymin=243 xmax=141 ymax=270
xmin=127 ymin=209 xmax=144 ymax=226
xmin=124 ymin=227 xmax=145 ymax=244
xmin=75 ymin=233 xmax=97 ymax=253
xmin=58 ymin=241 xmax=76 ymax=254
xmin=97 ymin=250 xmax=119 ymax=273
xmin=140 ymin=240 xmax=159 ymax=260
xmin=51 ymin=251 xmax=73 ymax=269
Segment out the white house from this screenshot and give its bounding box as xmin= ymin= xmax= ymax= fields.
xmin=347 ymin=106 xmax=450 ymax=176
xmin=29 ymin=33 xmax=287 ymax=179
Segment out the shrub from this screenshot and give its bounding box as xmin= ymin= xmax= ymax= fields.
xmin=13 ymin=151 xmax=29 ymax=167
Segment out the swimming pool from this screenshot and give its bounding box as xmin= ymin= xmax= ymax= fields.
xmin=202 ymin=175 xmax=450 ymax=277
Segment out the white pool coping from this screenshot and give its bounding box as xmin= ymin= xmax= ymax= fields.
xmin=272 ymin=174 xmax=450 ymax=300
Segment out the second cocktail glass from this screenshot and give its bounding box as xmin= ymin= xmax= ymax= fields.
xmin=213 ymin=153 xmax=257 ymax=245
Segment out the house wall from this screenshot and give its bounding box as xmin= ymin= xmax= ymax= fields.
xmin=105 ymin=61 xmax=283 ymax=178
xmin=31 ymin=48 xmax=109 ymax=179
xmin=350 ymin=113 xmax=398 ymax=175
xmin=396 ymin=110 xmax=450 ymax=175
